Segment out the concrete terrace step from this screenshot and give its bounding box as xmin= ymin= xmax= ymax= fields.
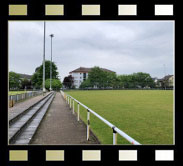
xmin=9 ymin=92 xmax=52 ymax=124
xmin=9 ymin=92 xmax=55 ymax=144
xmin=13 ymin=94 xmax=55 ymax=145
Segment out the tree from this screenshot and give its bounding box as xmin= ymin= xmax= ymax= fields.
xmin=31 ymin=72 xmax=40 ymax=88
xmin=132 ymin=72 xmax=155 ymax=88
xmin=45 ymin=79 xmax=62 ymax=90
xmin=117 ymin=72 xmax=155 ymax=88
xmin=88 ymin=67 xmax=109 ymax=88
xmin=105 ymin=72 xmax=117 ymax=88
xmin=80 ymin=79 xmax=92 ymax=89
xmin=117 ymin=75 xmax=132 ymax=88
xmin=9 ymin=72 xmax=21 ymax=90
xmin=20 ymin=78 xmax=32 ymax=89
xmin=31 ymin=60 xmax=59 ymax=88
xmin=63 ymin=75 xmax=74 ymax=88
xmin=79 ymin=66 xmax=155 ymax=89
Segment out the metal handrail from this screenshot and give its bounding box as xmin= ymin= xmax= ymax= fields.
xmin=60 ymin=90 xmax=141 ymax=145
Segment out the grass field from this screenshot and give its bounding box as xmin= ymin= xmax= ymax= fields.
xmin=66 ymin=90 xmax=173 ymax=145
xmin=9 ymin=91 xmax=27 ymax=95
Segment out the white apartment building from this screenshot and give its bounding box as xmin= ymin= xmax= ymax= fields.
xmin=69 ymin=67 xmax=115 ymax=88
xmin=69 ymin=67 xmax=89 ymax=88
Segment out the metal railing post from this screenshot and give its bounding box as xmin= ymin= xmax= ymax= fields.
xmin=87 ymin=110 xmax=90 ymax=141
xmin=70 ymin=97 xmax=72 ymax=109
xmin=112 ymin=128 xmax=117 ymax=145
xmin=77 ymin=103 xmax=80 ymax=121
xmin=73 ymin=100 xmax=74 ymax=114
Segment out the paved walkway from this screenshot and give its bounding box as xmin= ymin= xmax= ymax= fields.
xmin=31 ymin=92 xmax=100 ymax=145
xmin=9 ymin=92 xmax=50 ymax=121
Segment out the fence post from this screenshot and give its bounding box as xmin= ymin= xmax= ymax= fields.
xmin=73 ymin=100 xmax=75 ymax=114
xmin=16 ymin=94 xmax=18 ymax=102
xmin=112 ymin=127 xmax=117 ymax=145
xmin=87 ymin=110 xmax=90 ymax=141
xmin=70 ymin=97 xmax=72 ymax=109
xmin=77 ymin=103 xmax=80 ymax=121
xmin=68 ymin=96 xmax=69 ymax=104
xmin=10 ymin=96 xmax=13 ymax=107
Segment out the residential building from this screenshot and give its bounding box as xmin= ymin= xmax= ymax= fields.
xmin=69 ymin=67 xmax=115 ymax=88
xmin=158 ymin=75 xmax=174 ymax=88
xmin=152 ymin=77 xmax=158 ymax=83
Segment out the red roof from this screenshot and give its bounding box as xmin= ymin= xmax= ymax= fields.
xmin=69 ymin=67 xmax=115 ymax=74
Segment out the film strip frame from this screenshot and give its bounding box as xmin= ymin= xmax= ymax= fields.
xmin=0 ymin=0 xmax=180 ymax=166
xmin=5 ymin=0 xmax=176 ymax=19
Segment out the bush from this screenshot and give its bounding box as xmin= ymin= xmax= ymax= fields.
xmin=45 ymin=79 xmax=62 ymax=90
xmin=80 ymin=79 xmax=92 ymax=89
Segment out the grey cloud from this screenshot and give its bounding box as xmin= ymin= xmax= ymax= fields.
xmin=9 ymin=21 xmax=174 ymax=81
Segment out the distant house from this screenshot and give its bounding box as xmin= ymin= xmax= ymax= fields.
xmin=69 ymin=67 xmax=115 ymax=88
xmin=152 ymin=77 xmax=158 ymax=83
xmin=158 ymin=75 xmax=174 ymax=88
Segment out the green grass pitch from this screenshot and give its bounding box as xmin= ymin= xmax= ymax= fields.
xmin=66 ymin=90 xmax=173 ymax=145
xmin=9 ymin=91 xmax=27 ymax=95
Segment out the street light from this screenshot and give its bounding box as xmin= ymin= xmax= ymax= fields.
xmin=43 ymin=21 xmax=46 ymax=94
xmin=49 ymin=34 xmax=54 ymax=91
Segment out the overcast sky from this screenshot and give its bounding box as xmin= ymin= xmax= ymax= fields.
xmin=9 ymin=21 xmax=174 ymax=81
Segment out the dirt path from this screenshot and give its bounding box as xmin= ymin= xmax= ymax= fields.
xmin=31 ymin=92 xmax=100 ymax=145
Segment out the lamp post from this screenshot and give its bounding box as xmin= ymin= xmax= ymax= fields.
xmin=49 ymin=34 xmax=54 ymax=91
xmin=43 ymin=21 xmax=46 ymax=94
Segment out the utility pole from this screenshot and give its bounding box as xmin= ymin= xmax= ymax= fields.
xmin=50 ymin=34 xmax=54 ymax=91
xmin=43 ymin=21 xmax=46 ymax=94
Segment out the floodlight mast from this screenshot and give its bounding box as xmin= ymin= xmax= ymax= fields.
xmin=43 ymin=21 xmax=46 ymax=94
xmin=50 ymin=34 xmax=54 ymax=91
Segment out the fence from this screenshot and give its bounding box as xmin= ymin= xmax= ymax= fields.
xmin=60 ymin=90 xmax=141 ymax=145
xmin=9 ymin=91 xmax=43 ymax=107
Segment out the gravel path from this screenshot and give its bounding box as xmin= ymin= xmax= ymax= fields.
xmin=31 ymin=92 xmax=100 ymax=145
